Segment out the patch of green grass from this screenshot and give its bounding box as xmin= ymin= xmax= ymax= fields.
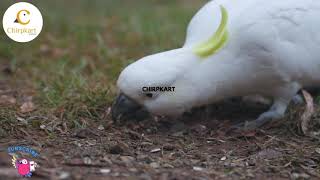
xmin=33 ymin=57 xmax=115 ymax=127
xmin=0 ymin=107 xmax=17 ymax=137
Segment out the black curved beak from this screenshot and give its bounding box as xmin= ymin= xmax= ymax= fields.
xmin=111 ymin=93 xmax=150 ymax=122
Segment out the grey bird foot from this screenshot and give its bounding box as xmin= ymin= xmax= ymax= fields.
xmin=230 ymin=83 xmax=301 ymax=132
xmin=231 ymin=111 xmax=284 ymax=131
xmin=231 ymin=98 xmax=289 ymax=131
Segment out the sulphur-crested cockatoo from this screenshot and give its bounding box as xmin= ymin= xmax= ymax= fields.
xmin=112 ymin=0 xmax=320 ymax=129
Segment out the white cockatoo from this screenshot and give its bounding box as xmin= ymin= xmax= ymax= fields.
xmin=112 ymin=0 xmax=320 ymax=129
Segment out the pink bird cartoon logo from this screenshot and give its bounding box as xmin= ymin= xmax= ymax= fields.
xmin=12 ymin=155 xmax=38 ymax=177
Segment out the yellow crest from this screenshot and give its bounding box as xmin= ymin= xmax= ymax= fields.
xmin=193 ymin=5 xmax=229 ymax=58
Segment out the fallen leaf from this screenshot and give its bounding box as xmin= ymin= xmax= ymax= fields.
xmin=301 ymin=90 xmax=315 ymax=135
xmin=20 ymin=102 xmax=35 ymax=113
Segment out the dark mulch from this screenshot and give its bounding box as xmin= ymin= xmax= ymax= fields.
xmin=1 ymin=96 xmax=320 ymax=180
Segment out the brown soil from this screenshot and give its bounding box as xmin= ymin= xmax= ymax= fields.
xmin=0 ymin=79 xmax=320 ymax=180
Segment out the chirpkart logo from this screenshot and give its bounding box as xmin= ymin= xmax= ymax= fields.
xmin=14 ymin=9 xmax=31 ymax=25
xmin=3 ymin=2 xmax=43 ymax=42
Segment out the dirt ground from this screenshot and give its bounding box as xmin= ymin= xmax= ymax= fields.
xmin=1 ymin=81 xmax=320 ymax=180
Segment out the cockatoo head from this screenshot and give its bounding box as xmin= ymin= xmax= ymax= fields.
xmin=112 ymin=48 xmax=198 ymax=121
xmin=112 ymin=6 xmax=229 ymax=121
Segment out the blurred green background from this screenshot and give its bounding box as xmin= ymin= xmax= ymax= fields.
xmin=0 ymin=0 xmax=205 ymax=128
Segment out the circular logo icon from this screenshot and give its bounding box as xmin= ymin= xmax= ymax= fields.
xmin=2 ymin=2 xmax=43 ymax=43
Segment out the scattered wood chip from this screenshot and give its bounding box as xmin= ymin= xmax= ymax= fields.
xmin=291 ymin=172 xmax=310 ymax=179
xmin=220 ymin=156 xmax=227 ymax=161
xmin=193 ymin=166 xmax=204 ymax=171
xmin=150 ymin=148 xmax=161 ymax=153
xmin=65 ymin=158 xmax=103 ymax=167
xmin=97 ymin=125 xmax=105 ymax=131
xmin=20 ymin=101 xmax=36 ymax=113
xmin=207 ymin=138 xmax=226 ymax=143
xmin=40 ymin=125 xmax=46 ymax=130
xmin=100 ymin=169 xmax=111 ymax=174
xmin=150 ymin=162 xmax=160 ymax=169
xmin=120 ymin=156 xmax=135 ymax=163
xmin=163 ymin=163 xmax=174 ymax=168
xmin=315 ymin=148 xmax=320 ymax=154
xmin=301 ymin=90 xmax=315 ymax=135
xmin=83 ymin=157 xmax=92 ymax=165
xmin=16 ymin=116 xmax=27 ymax=124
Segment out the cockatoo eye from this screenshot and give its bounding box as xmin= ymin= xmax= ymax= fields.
xmin=145 ymin=93 xmax=153 ymax=98
xmin=21 ymin=159 xmax=28 ymax=164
